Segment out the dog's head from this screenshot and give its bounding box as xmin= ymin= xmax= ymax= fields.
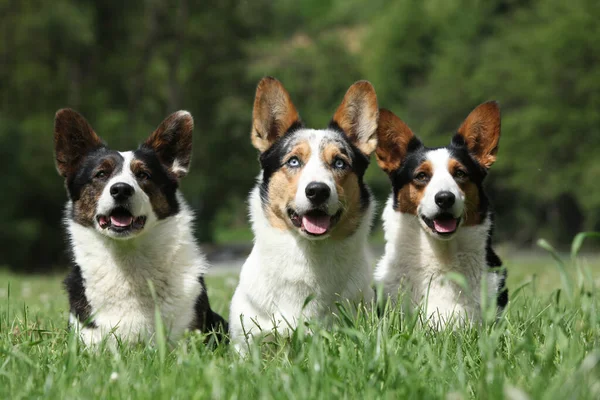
xmin=251 ymin=77 xmax=378 ymax=240
xmin=54 ymin=109 xmax=193 ymax=239
xmin=376 ymin=102 xmax=501 ymax=239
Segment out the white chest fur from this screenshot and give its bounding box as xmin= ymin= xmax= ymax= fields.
xmin=375 ymin=197 xmax=500 ymax=327
xmin=67 ymin=198 xmax=207 ymax=344
xmin=229 ymin=187 xmax=375 ymax=345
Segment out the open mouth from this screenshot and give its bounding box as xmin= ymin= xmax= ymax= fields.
xmin=422 ymin=213 xmax=460 ymax=236
xmin=287 ymin=209 xmax=342 ymax=237
xmin=97 ymin=207 xmax=146 ymax=233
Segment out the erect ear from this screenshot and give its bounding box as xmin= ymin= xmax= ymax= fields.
xmin=331 ymin=81 xmax=379 ymax=155
xmin=54 ymin=109 xmax=104 ymax=178
xmin=455 ymin=101 xmax=501 ymax=169
xmin=375 ymin=109 xmax=420 ymax=174
xmin=251 ymin=77 xmax=301 ymax=153
xmin=143 ymin=110 xmax=193 ymax=178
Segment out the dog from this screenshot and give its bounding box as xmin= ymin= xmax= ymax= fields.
xmin=54 ymin=109 xmax=226 ymax=345
xmin=229 ymin=77 xmax=379 ymax=350
xmin=374 ymin=102 xmax=508 ymax=328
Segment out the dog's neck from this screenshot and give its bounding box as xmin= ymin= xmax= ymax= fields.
xmin=66 ymin=193 xmax=205 ymax=278
xmin=381 ymin=196 xmax=490 ymax=271
xmin=248 ymin=186 xmax=374 ymax=275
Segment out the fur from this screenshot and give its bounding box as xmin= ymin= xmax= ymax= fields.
xmin=374 ymin=103 xmax=508 ymax=328
xmin=55 ymin=109 xmax=226 ymax=345
xmin=229 ymin=78 xmax=379 ymax=350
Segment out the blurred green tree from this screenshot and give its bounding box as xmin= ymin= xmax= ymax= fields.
xmin=1 ymin=0 xmax=599 ymax=271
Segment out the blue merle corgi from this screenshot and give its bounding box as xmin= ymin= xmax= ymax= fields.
xmin=229 ymin=78 xmax=379 ymax=349
xmin=374 ymin=102 xmax=508 ymax=327
xmin=54 ymin=109 xmax=226 ymax=345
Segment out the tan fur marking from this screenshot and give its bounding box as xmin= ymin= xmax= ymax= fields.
xmin=265 ymin=141 xmax=311 ymax=230
xmin=375 ymin=109 xmax=416 ymax=174
xmin=448 ymin=159 xmax=482 ymax=226
xmin=321 ymin=143 xmax=350 ymax=166
xmin=71 ymin=157 xmax=118 ymax=226
xmin=130 ymin=159 xmax=172 ymax=219
xmin=330 ymin=173 xmax=363 ymax=239
xmin=457 ymin=101 xmax=501 ymax=169
xmin=73 ymin=184 xmax=104 ymax=227
xmin=252 ymin=77 xmax=300 ymax=153
xmin=396 ymin=161 xmax=432 ymax=215
xmin=332 ymin=81 xmax=379 ymax=155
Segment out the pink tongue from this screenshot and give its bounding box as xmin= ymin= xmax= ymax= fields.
xmin=110 ymin=214 xmax=133 ymax=227
xmin=302 ymin=214 xmax=331 ymax=235
xmin=433 ymin=218 xmax=458 ymax=233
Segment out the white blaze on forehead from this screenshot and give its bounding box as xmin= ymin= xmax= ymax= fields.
xmin=419 ymin=148 xmax=465 ymax=218
xmin=293 ymin=129 xmax=340 ymax=215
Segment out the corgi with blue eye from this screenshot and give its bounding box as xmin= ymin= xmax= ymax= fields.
xmin=374 ymin=102 xmax=508 ymax=328
xmin=54 ymin=109 xmax=227 ymax=345
xmin=229 ymin=77 xmax=379 ymax=349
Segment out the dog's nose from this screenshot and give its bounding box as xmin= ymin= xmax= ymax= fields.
xmin=435 ymin=191 xmax=455 ymax=209
xmin=305 ymin=182 xmax=331 ymax=205
xmin=110 ymin=183 xmax=134 ymax=201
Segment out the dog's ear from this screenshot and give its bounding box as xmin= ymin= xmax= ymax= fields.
xmin=331 ymin=81 xmax=379 ymax=156
xmin=54 ymin=109 xmax=104 ymax=178
xmin=375 ymin=109 xmax=420 ymax=174
xmin=143 ymin=110 xmax=193 ymax=179
xmin=454 ymin=101 xmax=501 ymax=169
xmin=251 ymin=77 xmax=301 ymax=153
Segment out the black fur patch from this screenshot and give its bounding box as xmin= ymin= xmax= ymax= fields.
xmin=485 ymin=214 xmax=509 ymax=310
xmin=66 ymin=148 xmax=125 ymax=226
xmin=191 ymin=276 xmax=228 ymax=342
xmin=328 ymin=122 xmax=372 ymax=210
xmin=258 ymin=121 xmax=303 ymax=205
xmin=63 ymin=264 xmax=96 ymax=328
xmin=388 ymin=137 xmax=426 ymax=211
xmin=133 ymin=147 xmax=181 ymax=219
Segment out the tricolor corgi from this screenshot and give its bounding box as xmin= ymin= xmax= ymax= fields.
xmin=229 ymin=77 xmax=379 ymax=349
xmin=374 ymin=102 xmax=508 ymax=327
xmin=54 ymin=109 xmax=226 ymax=345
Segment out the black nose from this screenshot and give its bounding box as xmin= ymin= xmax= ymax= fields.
xmin=305 ymin=182 xmax=331 ymax=205
xmin=110 ymin=183 xmax=134 ymax=201
xmin=435 ymin=191 xmax=455 ymax=209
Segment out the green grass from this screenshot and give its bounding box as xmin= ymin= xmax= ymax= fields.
xmin=1 ymin=240 xmax=600 ymax=399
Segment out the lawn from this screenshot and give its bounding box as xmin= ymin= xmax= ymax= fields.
xmin=1 ymin=240 xmax=600 ymax=399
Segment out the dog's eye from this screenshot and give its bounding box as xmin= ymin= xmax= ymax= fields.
xmin=136 ymin=171 xmax=151 ymax=180
xmin=287 ymin=157 xmax=301 ymax=168
xmin=333 ymin=158 xmax=347 ymax=169
xmin=414 ymin=172 xmax=429 ymax=182
xmin=454 ymin=169 xmax=467 ymax=179
xmin=95 ymin=170 xmax=108 ymax=179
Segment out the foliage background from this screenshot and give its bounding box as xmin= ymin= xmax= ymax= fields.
xmin=1 ymin=0 xmax=599 ymax=271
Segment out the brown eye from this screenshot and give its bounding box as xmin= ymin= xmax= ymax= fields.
xmin=95 ymin=170 xmax=108 ymax=179
xmin=414 ymin=172 xmax=429 ymax=182
xmin=136 ymin=171 xmax=151 ymax=180
xmin=454 ymin=170 xmax=467 ymax=179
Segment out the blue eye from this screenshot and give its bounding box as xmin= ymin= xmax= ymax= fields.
xmin=287 ymin=157 xmax=301 ymax=168
xmin=333 ymin=158 xmax=346 ymax=169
